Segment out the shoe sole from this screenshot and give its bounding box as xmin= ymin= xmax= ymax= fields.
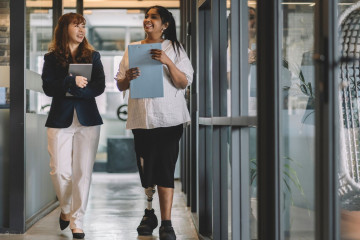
xmin=137 ymin=229 xmax=154 ymax=236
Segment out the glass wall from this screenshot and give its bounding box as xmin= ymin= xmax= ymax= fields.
xmin=186 ymin=0 xmax=355 ymax=240
xmin=190 ymin=0 xmax=256 ymax=239
xmin=25 ymin=0 xmax=57 ymax=223
xmin=281 ymin=2 xmax=316 ymax=239
xmin=26 ymin=5 xmax=52 ymax=115
xmin=246 ymin=1 xmax=258 ymax=239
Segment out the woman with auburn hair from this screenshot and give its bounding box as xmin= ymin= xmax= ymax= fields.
xmin=42 ymin=12 xmax=105 ymax=239
xmin=115 ymin=5 xmax=193 ymax=240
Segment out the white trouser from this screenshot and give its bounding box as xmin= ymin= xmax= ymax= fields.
xmin=47 ymin=111 xmax=100 ymax=229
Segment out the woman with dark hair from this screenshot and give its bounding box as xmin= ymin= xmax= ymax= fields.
xmin=115 ymin=5 xmax=193 ymax=240
xmin=42 ymin=12 xmax=105 ymax=239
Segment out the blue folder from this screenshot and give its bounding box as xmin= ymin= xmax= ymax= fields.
xmin=128 ymin=43 xmax=164 ymax=98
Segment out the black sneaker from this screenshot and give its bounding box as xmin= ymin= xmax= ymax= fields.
xmin=159 ymin=225 xmax=176 ymax=240
xmin=137 ymin=209 xmax=158 ymax=235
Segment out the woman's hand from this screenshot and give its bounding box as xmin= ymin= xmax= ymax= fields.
xmin=75 ymin=76 xmax=88 ymax=88
xmin=125 ymin=67 xmax=140 ymax=81
xmin=150 ymin=49 xmax=170 ymax=65
xmin=116 ymin=67 xmax=140 ymax=91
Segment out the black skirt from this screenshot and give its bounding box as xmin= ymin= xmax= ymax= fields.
xmin=132 ymin=124 xmax=183 ymax=188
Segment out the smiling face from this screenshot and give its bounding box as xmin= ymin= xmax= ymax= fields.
xmin=68 ymin=21 xmax=86 ymax=45
xmin=143 ymin=8 xmax=168 ymax=35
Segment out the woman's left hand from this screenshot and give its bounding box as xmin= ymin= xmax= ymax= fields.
xmin=150 ymin=49 xmax=170 ymax=65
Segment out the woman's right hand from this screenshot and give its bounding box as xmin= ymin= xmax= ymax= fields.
xmin=125 ymin=67 xmax=140 ymax=82
xmin=75 ymin=76 xmax=88 ymax=88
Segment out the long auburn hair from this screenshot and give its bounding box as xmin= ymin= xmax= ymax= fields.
xmin=48 ymin=13 xmax=93 ymax=67
xmin=145 ymin=6 xmax=182 ymax=54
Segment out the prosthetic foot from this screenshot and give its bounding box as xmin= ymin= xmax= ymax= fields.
xmin=137 ymin=186 xmax=158 ymax=235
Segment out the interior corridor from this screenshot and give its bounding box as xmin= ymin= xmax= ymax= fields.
xmin=0 ymin=173 xmax=198 ymax=240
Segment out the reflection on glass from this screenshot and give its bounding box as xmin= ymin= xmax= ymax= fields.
xmin=248 ymin=4 xmax=257 ymax=117
xmin=227 ymin=3 xmax=257 ymax=117
xmin=281 ymin=2 xmax=315 ymax=239
xmin=26 ymin=4 xmax=53 ymax=120
xmin=227 ymin=7 xmax=231 ymax=117
xmin=249 ymin=127 xmax=257 ymax=239
xmin=27 ymin=7 xmax=52 ymax=72
xmin=227 ymin=2 xmax=232 ymax=239
xmin=246 ymin=1 xmax=258 ymax=238
xmin=338 ymin=2 xmax=360 ymax=239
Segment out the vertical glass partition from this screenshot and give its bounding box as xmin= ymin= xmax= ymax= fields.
xmin=280 ymin=2 xmax=316 ymax=239
xmin=25 ymin=1 xmax=57 ymax=226
xmin=226 ymin=0 xmax=232 ymax=238
xmin=246 ymin=1 xmax=258 ymax=239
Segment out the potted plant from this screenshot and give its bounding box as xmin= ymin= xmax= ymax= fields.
xmin=249 ymin=156 xmax=307 ymax=239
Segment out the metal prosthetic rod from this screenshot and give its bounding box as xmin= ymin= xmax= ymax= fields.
xmin=145 ymin=186 xmax=156 ymax=210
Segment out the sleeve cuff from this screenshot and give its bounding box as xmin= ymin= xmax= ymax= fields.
xmin=64 ymin=75 xmax=76 ymax=90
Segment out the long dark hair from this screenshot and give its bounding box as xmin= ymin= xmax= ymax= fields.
xmin=145 ymin=6 xmax=182 ymax=54
xmin=48 ymin=13 xmax=93 ymax=67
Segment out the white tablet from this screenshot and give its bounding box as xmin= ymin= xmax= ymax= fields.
xmin=69 ymin=64 xmax=92 ymax=82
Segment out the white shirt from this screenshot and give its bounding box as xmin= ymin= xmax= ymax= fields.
xmin=116 ymin=40 xmax=194 ymax=129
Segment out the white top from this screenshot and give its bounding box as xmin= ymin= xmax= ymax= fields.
xmin=116 ymin=40 xmax=194 ymax=129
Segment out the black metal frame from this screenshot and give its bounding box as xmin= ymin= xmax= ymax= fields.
xmin=52 ymin=0 xmax=63 ymax=36
xmin=210 ymin=0 xmax=228 ymax=239
xmin=182 ymin=0 xmax=254 ymax=239
xmin=187 ymin=0 xmax=198 ymax=213
xmin=197 ymin=1 xmax=212 ymax=236
xmin=257 ymin=0 xmax=281 ymax=239
xmin=8 ymin=0 xmax=26 ymax=234
xmin=230 ymin=0 xmax=251 ymax=239
xmin=315 ymin=0 xmax=340 ymax=239
xmin=76 ymin=0 xmax=84 ymax=15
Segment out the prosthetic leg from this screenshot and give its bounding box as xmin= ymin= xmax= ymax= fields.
xmin=137 ymin=185 xmax=158 ymax=235
xmin=145 ymin=186 xmax=156 ymax=210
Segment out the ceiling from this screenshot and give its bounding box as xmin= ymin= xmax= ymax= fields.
xmin=26 ymin=0 xmax=180 ymax=8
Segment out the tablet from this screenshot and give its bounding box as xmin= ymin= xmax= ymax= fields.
xmin=69 ymin=64 xmax=92 ymax=82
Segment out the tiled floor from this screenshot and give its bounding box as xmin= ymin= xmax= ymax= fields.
xmin=0 ymin=173 xmax=199 ymax=240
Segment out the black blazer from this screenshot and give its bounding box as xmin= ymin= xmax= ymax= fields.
xmin=42 ymin=51 xmax=105 ymax=128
